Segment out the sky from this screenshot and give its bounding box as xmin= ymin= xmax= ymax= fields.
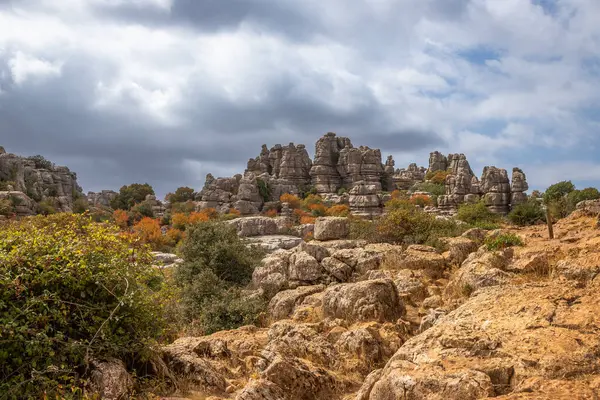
xmin=1 ymin=0 xmax=600 ymax=198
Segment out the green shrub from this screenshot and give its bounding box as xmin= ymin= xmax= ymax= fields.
xmin=171 ymin=200 xmax=197 ymax=214
xmin=411 ymin=182 xmax=446 ymax=197
xmin=0 ymin=214 xmax=169 ymax=398
xmin=543 ymin=180 xmax=575 ymax=204
xmin=457 ymin=201 xmax=500 ymax=228
xmin=337 ymin=187 xmax=348 ymax=196
xmin=110 ymin=183 xmax=155 ymax=210
xmin=131 ymin=200 xmax=155 ymax=218
xmin=37 ymin=199 xmax=57 ymax=215
xmin=0 ymin=198 xmax=12 ymax=215
xmin=72 ymin=198 xmax=89 ymax=214
xmin=175 ymin=222 xmax=266 ymax=334
xmin=567 ymin=187 xmax=600 ymax=211
xmin=166 ymin=186 xmax=196 ymax=203
xmin=28 ymin=154 xmax=53 ymax=170
xmin=508 ymin=199 xmax=544 ymax=226
xmin=485 ymin=233 xmax=524 ymax=251
xmin=256 ymin=178 xmax=272 ymax=202
xmin=348 ymin=216 xmax=377 ymax=241
xmin=0 ymin=180 xmax=16 ymax=191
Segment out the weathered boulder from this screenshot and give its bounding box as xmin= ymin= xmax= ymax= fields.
xmin=228 ymin=217 xmax=279 ymax=237
xmin=322 ymin=279 xmax=404 ymax=322
xmin=481 ymin=166 xmax=511 ymax=214
xmin=349 ymin=181 xmax=382 ymax=217
xmin=321 ymin=257 xmax=353 ymax=282
xmin=288 ymin=251 xmax=323 ymax=282
xmin=427 ymin=151 xmax=448 ymax=174
xmin=314 ymin=217 xmax=349 ymax=241
xmin=88 ymin=359 xmax=133 ymax=400
xmin=510 ymin=167 xmax=529 ymax=207
xmin=87 ymin=190 xmax=117 ymax=208
xmin=268 ymin=285 xmax=325 ymax=321
xmin=392 ymin=245 xmax=446 ymax=278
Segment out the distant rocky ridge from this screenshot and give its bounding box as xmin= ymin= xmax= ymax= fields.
xmin=198 ymin=132 xmax=528 ymax=216
xmin=0 ymin=146 xmax=83 ymax=216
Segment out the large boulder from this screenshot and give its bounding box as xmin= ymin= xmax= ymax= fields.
xmin=88 ymin=359 xmax=133 ymax=400
xmin=268 ymin=285 xmax=325 ymax=321
xmin=314 ymin=217 xmax=349 ymax=241
xmin=322 ymin=279 xmax=404 ymax=322
xmin=288 ymin=251 xmax=324 ymax=282
xmin=229 ymin=216 xmax=279 ymax=237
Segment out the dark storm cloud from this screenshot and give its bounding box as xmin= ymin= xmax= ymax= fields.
xmin=0 ymin=49 xmax=445 ymax=197
xmin=93 ymin=0 xmax=318 ymax=41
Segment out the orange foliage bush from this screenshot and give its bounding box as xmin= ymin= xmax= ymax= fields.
xmin=188 ymin=212 xmax=210 ymax=224
xmin=391 ymin=190 xmax=409 ymax=200
xmin=302 ymin=194 xmax=323 ymax=209
xmin=165 ymin=227 xmax=185 ymax=247
xmin=264 ymin=209 xmax=278 ymax=218
xmin=280 ymin=193 xmax=301 ymax=209
xmin=410 ymin=194 xmax=433 ymax=207
xmin=326 ymin=204 xmax=350 ymax=217
xmin=113 ymin=209 xmax=130 ymax=230
xmin=304 ymin=231 xmax=314 ymax=241
xmin=428 ymin=170 xmax=450 ymax=185
xmin=300 ymin=216 xmax=317 ymax=224
xmin=171 ymin=212 xmax=189 ymax=230
xmin=309 ymin=203 xmax=327 ymax=216
xmin=228 ymin=208 xmax=241 ymax=216
xmin=132 ymin=217 xmax=163 ymax=249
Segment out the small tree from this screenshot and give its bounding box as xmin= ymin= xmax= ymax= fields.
xmin=110 ymin=183 xmax=155 ymax=210
xmin=167 ymin=187 xmax=196 ymax=204
xmin=508 ymin=199 xmax=544 ymax=226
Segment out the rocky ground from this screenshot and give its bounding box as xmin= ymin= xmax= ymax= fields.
xmin=154 ymin=211 xmax=600 ymax=400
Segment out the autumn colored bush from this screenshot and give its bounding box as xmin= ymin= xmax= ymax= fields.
xmin=188 ymin=211 xmax=211 ymax=224
xmin=302 ymin=194 xmax=324 ymax=209
xmin=410 ymin=194 xmax=433 ymax=207
xmin=172 ymin=212 xmax=189 ymax=230
xmin=427 ymin=170 xmax=450 ymax=185
xmin=308 ymin=203 xmax=327 ymax=217
xmin=113 ymin=209 xmax=130 ymax=229
xmin=228 ymin=208 xmax=241 ymax=216
xmin=264 ymin=209 xmax=278 ymax=218
xmin=326 ymin=204 xmax=351 ymax=217
xmin=132 ymin=217 xmax=163 ymax=249
xmin=280 ymin=193 xmax=301 ymax=209
xmin=390 ymin=190 xmax=409 ymax=200
xmin=165 ymin=227 xmax=185 ymax=247
xmin=300 ymin=215 xmax=317 ymax=224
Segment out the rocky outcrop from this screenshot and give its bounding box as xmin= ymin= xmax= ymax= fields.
xmin=0 ymin=149 xmax=83 ymax=212
xmin=480 ymin=166 xmax=511 ymax=214
xmin=349 ymin=182 xmax=382 ymax=217
xmin=427 ymin=151 xmax=448 ymax=174
xmin=0 ymin=191 xmax=36 ymax=216
xmin=510 ymin=167 xmax=529 ymax=206
xmin=392 ymin=163 xmax=426 ymax=190
xmin=86 ymin=190 xmax=117 ymax=208
xmin=314 ymin=217 xmax=349 ymax=241
xmin=88 ymin=359 xmax=133 ymax=400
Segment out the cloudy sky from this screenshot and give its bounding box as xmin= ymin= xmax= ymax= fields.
xmin=1 ymin=0 xmax=600 ymax=197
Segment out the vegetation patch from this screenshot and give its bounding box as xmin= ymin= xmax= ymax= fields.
xmin=485 ymin=233 xmax=524 ymax=251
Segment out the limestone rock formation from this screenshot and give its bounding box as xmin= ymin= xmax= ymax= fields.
xmin=314 ymin=217 xmax=349 ymax=241
xmin=510 ymin=167 xmax=529 ymax=206
xmin=427 ymin=151 xmax=448 ymax=174
xmin=0 ymin=148 xmax=83 ymax=212
xmin=310 ymin=132 xmax=350 ymax=193
xmin=480 ymin=166 xmax=511 ymax=214
xmin=348 ymin=181 xmax=382 ymax=217
xmin=87 ymin=190 xmax=117 ymax=208
xmin=392 ymin=163 xmax=427 ymax=190
xmin=0 ymin=191 xmax=36 ymax=216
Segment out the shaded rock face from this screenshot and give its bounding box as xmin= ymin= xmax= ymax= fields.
xmin=510 ymin=167 xmax=529 ymax=206
xmin=427 ymin=151 xmax=448 ymax=174
xmin=481 ymin=166 xmax=511 ymax=214
xmin=392 ymin=163 xmax=427 ymax=190
xmin=247 ymin=143 xmax=313 ymax=187
xmin=0 ymin=149 xmax=83 ymax=212
xmin=310 ymin=132 xmax=351 ymax=193
xmin=0 ymin=191 xmax=36 ymax=216
xmin=87 ymin=190 xmax=117 ymax=208
xmin=349 ymin=182 xmax=382 ymax=217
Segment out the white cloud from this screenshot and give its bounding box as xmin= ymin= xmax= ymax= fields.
xmin=8 ymin=51 xmax=62 ymax=84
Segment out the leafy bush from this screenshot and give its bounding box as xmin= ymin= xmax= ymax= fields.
xmin=0 ymin=198 xmax=12 ymax=216
xmin=485 ymin=233 xmax=524 ymax=251
xmin=72 ymin=198 xmax=89 ymax=214
xmin=0 ymin=180 xmax=16 ymax=191
xmin=567 ymin=187 xmax=600 ymax=206
xmin=264 ymin=209 xmax=278 ymax=218
xmin=28 ymin=154 xmax=53 ymax=170
xmin=508 ymin=199 xmax=544 ymax=226
xmin=326 ymin=204 xmax=350 ymax=217
xmin=0 ymin=214 xmax=169 ymax=398
xmin=337 ymin=187 xmax=348 ymax=196
xmin=113 ymin=209 xmax=130 ymax=229
xmin=37 ymin=198 xmax=58 ymax=215
xmin=175 ymin=222 xmax=265 ymax=333
xmin=131 ymin=200 xmax=155 ymax=218
xmin=425 ymin=170 xmax=450 ymax=185
xmin=377 ymin=205 xmax=465 ymax=245
xmin=456 ymin=201 xmax=500 ymax=228
xmin=110 ymin=183 xmax=155 ymax=211
xmin=348 ymin=216 xmax=377 ymax=241
xmin=308 ymin=203 xmax=327 ymax=217
xmin=132 ymin=217 xmax=163 ymax=250
xmin=166 ymin=187 xmax=196 ymax=204
xmin=543 ymin=180 xmax=575 ymax=204
xmin=280 ymin=193 xmax=301 ymax=209
xmin=301 ymin=194 xmax=324 ymax=209
xmin=410 ymin=194 xmax=433 ymax=207
xmin=390 ymin=190 xmax=409 ymax=200
xmin=411 ymin=182 xmax=445 ymax=197
xmin=256 ymin=178 xmax=271 ymax=202
xmin=170 ymin=200 xmax=197 ymax=214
